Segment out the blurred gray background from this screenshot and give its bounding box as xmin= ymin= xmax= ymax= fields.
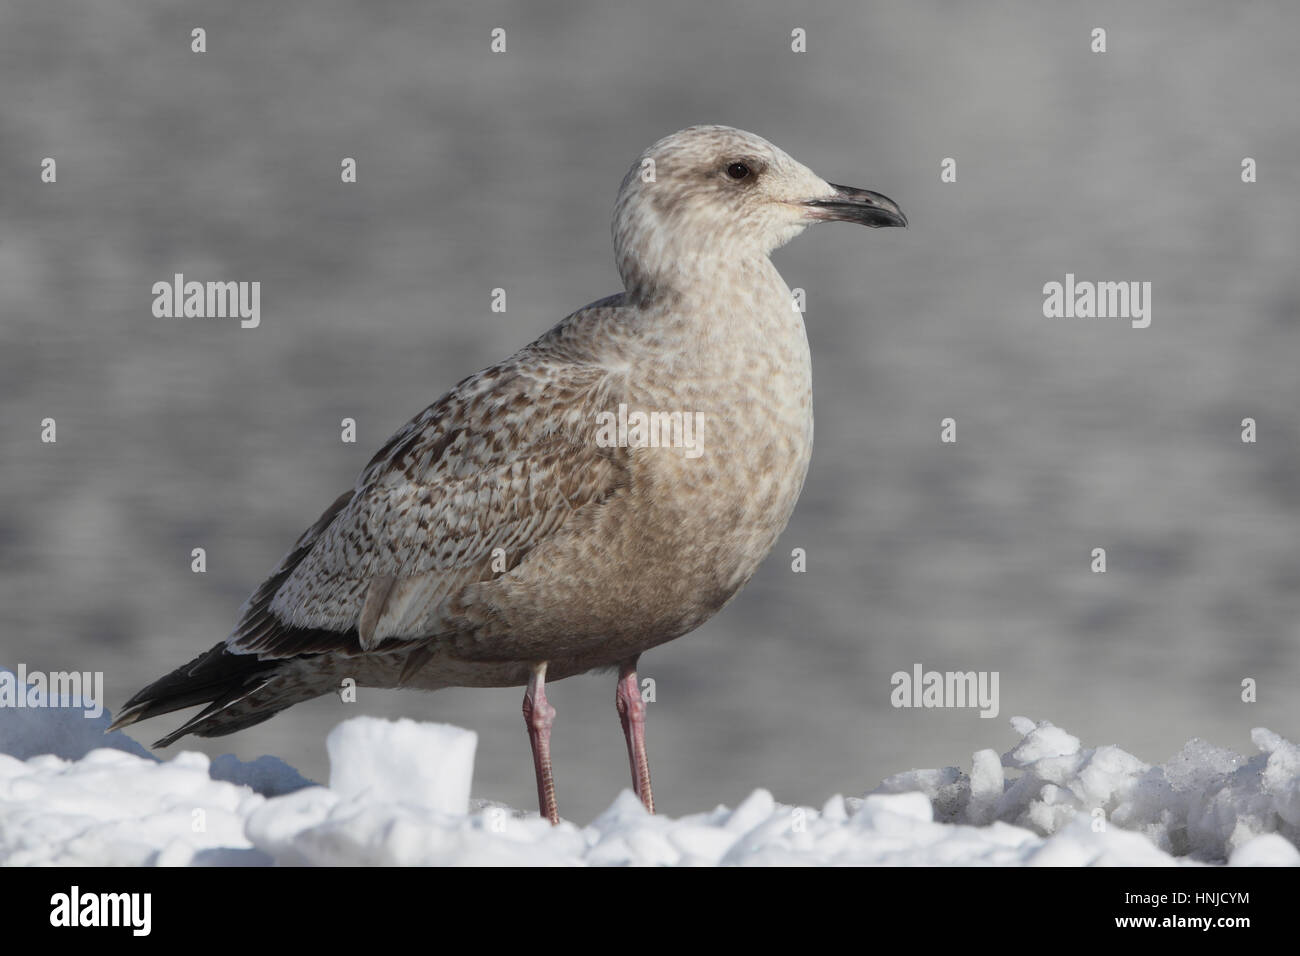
xmin=3 ymin=0 xmax=1298 ymax=822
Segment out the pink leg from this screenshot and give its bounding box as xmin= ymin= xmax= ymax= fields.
xmin=616 ymin=657 xmax=655 ymax=814
xmin=522 ymin=662 xmax=559 ymax=825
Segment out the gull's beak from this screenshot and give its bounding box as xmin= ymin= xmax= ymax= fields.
xmin=803 ymin=183 xmax=907 ymax=228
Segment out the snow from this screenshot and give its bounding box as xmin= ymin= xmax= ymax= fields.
xmin=326 ymin=717 xmax=476 ymax=814
xmin=1 ymin=668 xmax=1297 ymax=866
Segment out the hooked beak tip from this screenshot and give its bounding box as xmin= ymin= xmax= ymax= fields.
xmin=804 ymin=184 xmax=907 ymax=228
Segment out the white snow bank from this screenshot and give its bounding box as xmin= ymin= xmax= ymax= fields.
xmin=1 ymin=669 xmax=1297 ymax=865
xmin=875 ymin=716 xmax=1300 ymax=864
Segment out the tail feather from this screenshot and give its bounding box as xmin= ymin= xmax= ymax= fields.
xmin=109 ymin=639 xmax=338 ymax=747
xmin=148 ymin=675 xmax=279 ymax=748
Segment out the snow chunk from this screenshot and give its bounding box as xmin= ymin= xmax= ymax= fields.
xmin=1228 ymin=833 xmax=1300 ymax=867
xmin=0 ymin=746 xmax=267 ymax=866
xmin=326 ymin=717 xmax=476 ymax=814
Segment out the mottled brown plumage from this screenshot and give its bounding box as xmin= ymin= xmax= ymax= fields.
xmin=111 ymin=126 xmax=906 ymax=819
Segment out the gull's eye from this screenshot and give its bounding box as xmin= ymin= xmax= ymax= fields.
xmin=726 ymin=162 xmax=751 ymax=180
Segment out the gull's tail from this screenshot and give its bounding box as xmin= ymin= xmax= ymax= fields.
xmin=107 ymin=641 xmax=321 ymax=748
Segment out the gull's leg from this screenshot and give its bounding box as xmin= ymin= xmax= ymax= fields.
xmin=522 ymin=661 xmax=559 ymax=825
xmin=615 ymin=657 xmax=654 ymax=814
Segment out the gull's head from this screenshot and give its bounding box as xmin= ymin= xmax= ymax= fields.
xmin=613 ymin=125 xmax=905 ymax=297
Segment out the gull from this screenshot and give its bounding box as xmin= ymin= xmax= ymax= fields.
xmin=110 ymin=125 xmax=906 ymax=823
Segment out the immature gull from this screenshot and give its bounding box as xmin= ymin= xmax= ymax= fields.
xmin=110 ymin=125 xmax=906 ymax=823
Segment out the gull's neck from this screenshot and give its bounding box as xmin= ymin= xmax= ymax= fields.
xmin=625 ymin=247 xmax=790 ymax=307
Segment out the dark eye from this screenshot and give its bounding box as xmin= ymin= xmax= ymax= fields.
xmin=726 ymin=162 xmax=751 ymax=180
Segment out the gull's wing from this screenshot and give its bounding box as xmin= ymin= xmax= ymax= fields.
xmin=228 ymin=333 xmax=630 ymax=660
